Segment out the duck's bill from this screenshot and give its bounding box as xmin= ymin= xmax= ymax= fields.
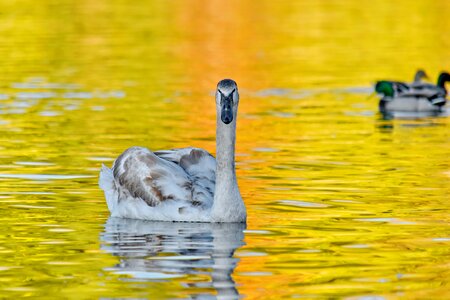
xmin=367 ymin=91 xmax=377 ymax=99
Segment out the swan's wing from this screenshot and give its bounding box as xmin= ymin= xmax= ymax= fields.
xmin=154 ymin=147 xmax=195 ymax=164
xmin=112 ymin=147 xmax=192 ymax=207
xmin=155 ymin=147 xmax=216 ymax=180
xmin=112 ymin=147 xmax=216 ymax=208
xmin=155 ymin=147 xmax=216 ymax=203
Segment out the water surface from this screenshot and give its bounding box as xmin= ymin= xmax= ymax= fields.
xmin=0 ymin=0 xmax=449 ymax=299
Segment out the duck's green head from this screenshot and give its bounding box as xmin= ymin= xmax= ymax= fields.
xmin=375 ymin=81 xmax=394 ymax=97
xmin=437 ymin=72 xmax=450 ymax=89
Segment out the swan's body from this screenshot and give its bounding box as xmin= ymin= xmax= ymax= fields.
xmin=375 ymin=71 xmax=450 ymax=112
xmin=99 ymin=79 xmax=246 ymax=223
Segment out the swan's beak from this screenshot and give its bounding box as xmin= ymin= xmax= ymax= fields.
xmin=221 ymin=103 xmax=233 ymax=124
xmin=219 ymin=90 xmax=234 ymax=124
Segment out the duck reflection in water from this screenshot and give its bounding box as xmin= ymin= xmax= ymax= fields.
xmin=101 ymin=217 xmax=246 ymax=298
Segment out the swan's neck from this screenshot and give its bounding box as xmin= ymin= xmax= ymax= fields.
xmin=216 ymin=120 xmax=236 ymax=178
xmin=211 ymin=118 xmax=246 ymax=222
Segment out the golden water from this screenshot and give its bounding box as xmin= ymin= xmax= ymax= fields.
xmin=0 ymin=0 xmax=449 ymax=298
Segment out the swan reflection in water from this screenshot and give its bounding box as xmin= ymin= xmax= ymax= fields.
xmin=101 ymin=217 xmax=246 ymax=298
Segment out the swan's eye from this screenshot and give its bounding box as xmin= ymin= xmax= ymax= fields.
xmin=218 ymin=89 xmax=236 ymax=106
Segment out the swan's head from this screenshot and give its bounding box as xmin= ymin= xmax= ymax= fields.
xmin=216 ymin=79 xmax=239 ymax=125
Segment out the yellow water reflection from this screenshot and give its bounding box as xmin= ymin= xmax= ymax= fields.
xmin=0 ymin=0 xmax=449 ymax=299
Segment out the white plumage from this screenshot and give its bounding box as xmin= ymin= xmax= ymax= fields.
xmin=99 ymin=147 xmax=216 ymax=222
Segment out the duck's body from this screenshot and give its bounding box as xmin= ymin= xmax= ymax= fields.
xmin=99 ymin=79 xmax=246 ymax=223
xmin=379 ymin=95 xmax=445 ymax=112
xmin=375 ymin=71 xmax=450 ymax=113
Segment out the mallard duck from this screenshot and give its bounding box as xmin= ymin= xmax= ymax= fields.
xmin=375 ymin=71 xmax=450 ymax=112
xmin=99 ymin=79 xmax=246 ymax=223
xmin=412 ymin=69 xmax=429 ymax=85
